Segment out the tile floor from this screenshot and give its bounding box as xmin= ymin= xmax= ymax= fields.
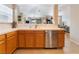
xmin=14 ymin=33 xmax=79 ymax=54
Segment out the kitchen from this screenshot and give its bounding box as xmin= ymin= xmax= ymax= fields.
xmin=0 ymin=4 xmax=65 ymax=54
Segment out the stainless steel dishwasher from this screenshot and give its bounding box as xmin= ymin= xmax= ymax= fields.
xmin=45 ymin=30 xmax=57 ymax=48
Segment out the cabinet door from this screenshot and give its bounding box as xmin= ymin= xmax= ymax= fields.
xmin=57 ymin=31 xmax=65 ymax=48
xmin=6 ymin=36 xmax=16 ymax=54
xmin=18 ymin=30 xmax=26 ymax=48
xmin=35 ymin=31 xmax=45 ymax=48
xmin=18 ymin=34 xmax=26 ymax=48
xmin=13 ymin=35 xmax=17 ymax=50
xmin=7 ymin=37 xmax=13 ymax=54
xmin=25 ymin=31 xmax=35 ymax=48
xmin=0 ymin=41 xmax=6 ymax=54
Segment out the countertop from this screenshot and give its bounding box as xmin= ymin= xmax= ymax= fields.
xmin=0 ymin=24 xmax=64 ymax=35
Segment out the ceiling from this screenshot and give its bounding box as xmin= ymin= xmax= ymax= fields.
xmin=17 ymin=4 xmax=54 ymax=17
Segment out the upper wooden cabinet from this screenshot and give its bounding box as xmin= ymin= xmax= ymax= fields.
xmin=0 ymin=35 xmax=6 ymax=54
xmin=6 ymin=31 xmax=17 ymax=54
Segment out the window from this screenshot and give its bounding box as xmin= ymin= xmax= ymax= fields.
xmin=0 ymin=4 xmax=12 ymax=23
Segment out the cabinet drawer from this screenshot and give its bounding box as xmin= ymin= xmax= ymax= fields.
xmin=0 ymin=35 xmax=5 ymax=41
xmin=7 ymin=31 xmax=17 ymax=38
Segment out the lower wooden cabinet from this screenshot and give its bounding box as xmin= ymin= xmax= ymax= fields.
xmin=13 ymin=35 xmax=17 ymax=50
xmin=57 ymin=31 xmax=65 ymax=48
xmin=18 ymin=30 xmax=45 ymax=48
xmin=18 ymin=34 xmax=26 ymax=48
xmin=51 ymin=30 xmax=65 ymax=48
xmin=0 ymin=41 xmax=6 ymax=54
xmin=35 ymin=31 xmax=45 ymax=48
xmin=7 ymin=37 xmax=14 ymax=53
xmin=25 ymin=31 xmax=35 ymax=48
xmin=6 ymin=31 xmax=17 ymax=54
xmin=25 ymin=30 xmax=45 ymax=48
xmin=18 ymin=30 xmax=26 ymax=48
xmin=0 ymin=35 xmax=6 ymax=54
xmin=17 ymin=30 xmax=65 ymax=49
xmin=0 ymin=30 xmax=64 ymax=54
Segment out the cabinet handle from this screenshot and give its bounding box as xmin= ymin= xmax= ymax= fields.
xmin=0 ymin=41 xmax=5 ymax=44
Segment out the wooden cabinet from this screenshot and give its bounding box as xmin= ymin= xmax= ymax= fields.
xmin=57 ymin=30 xmax=65 ymax=48
xmin=0 ymin=30 xmax=65 ymax=54
xmin=35 ymin=31 xmax=45 ymax=48
xmin=18 ymin=30 xmax=45 ymax=48
xmin=25 ymin=31 xmax=35 ymax=48
xmin=51 ymin=30 xmax=65 ymax=48
xmin=18 ymin=30 xmax=64 ymax=49
xmin=0 ymin=35 xmax=5 ymax=41
xmin=0 ymin=41 xmax=6 ymax=54
xmin=7 ymin=37 xmax=14 ymax=53
xmin=25 ymin=30 xmax=45 ymax=48
xmin=18 ymin=30 xmax=26 ymax=48
xmin=6 ymin=31 xmax=17 ymax=54
xmin=0 ymin=35 xmax=6 ymax=54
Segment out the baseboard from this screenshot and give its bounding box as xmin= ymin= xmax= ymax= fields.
xmin=70 ymin=38 xmax=79 ymax=46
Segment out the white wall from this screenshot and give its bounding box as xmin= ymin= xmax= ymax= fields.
xmin=0 ymin=4 xmax=12 ymax=30
xmin=59 ymin=4 xmax=79 ymax=45
xmin=70 ymin=5 xmax=79 ymax=44
xmin=0 ymin=4 xmax=12 ymax=23
xmin=59 ymin=5 xmax=71 ymax=26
